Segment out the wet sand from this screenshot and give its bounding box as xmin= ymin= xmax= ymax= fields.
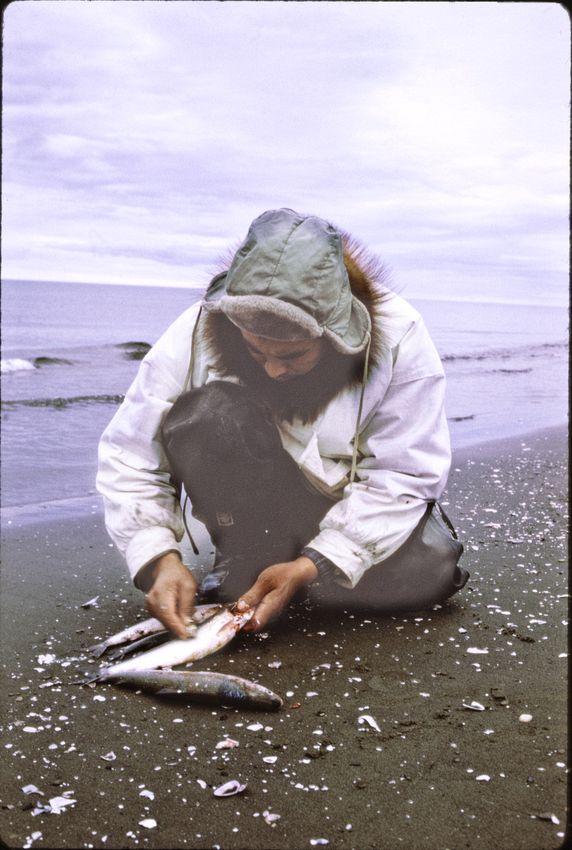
xmin=0 ymin=425 xmax=568 ymax=850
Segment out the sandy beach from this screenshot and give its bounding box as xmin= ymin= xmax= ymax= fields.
xmin=0 ymin=425 xmax=568 ymax=850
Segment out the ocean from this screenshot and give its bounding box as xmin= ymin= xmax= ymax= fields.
xmin=1 ymin=279 xmax=568 ymax=512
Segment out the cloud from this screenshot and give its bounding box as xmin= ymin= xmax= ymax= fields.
xmin=2 ymin=1 xmax=569 ymax=303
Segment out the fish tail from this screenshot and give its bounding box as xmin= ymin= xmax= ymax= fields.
xmin=87 ymin=643 xmax=108 ymax=658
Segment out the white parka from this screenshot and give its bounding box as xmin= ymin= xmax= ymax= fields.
xmin=97 ymin=291 xmax=451 ymax=589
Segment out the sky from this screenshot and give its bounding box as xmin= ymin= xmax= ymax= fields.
xmin=2 ymin=1 xmax=569 ymax=305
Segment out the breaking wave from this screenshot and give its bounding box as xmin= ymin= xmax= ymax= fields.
xmin=1 ymin=394 xmax=125 ymax=410
xmin=1 ymin=358 xmax=36 ymax=373
xmin=441 ymin=340 xmax=567 ymax=364
xmin=1 ymin=355 xmax=74 ymax=373
xmin=1 ymin=340 xmax=152 ymax=374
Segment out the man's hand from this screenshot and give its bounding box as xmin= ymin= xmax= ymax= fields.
xmin=143 ymin=552 xmax=198 ymax=639
xmin=236 ymin=556 xmax=318 ymax=632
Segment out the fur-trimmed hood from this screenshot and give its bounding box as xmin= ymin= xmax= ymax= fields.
xmin=201 ymin=229 xmax=392 ymax=424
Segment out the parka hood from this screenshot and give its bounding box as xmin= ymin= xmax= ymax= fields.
xmin=202 ymin=213 xmax=392 ymax=423
xmin=203 ymin=209 xmax=374 ymax=355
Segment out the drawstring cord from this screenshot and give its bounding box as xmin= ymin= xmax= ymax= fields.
xmin=182 ymin=492 xmax=200 ymax=555
xmin=349 ymin=335 xmax=371 ymax=485
xmin=183 ymin=305 xmax=203 ymax=393
xmin=180 ymin=306 xmax=203 ymax=555
xmin=180 ymin=306 xmax=370 ymax=549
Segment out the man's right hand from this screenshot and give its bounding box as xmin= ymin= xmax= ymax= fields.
xmin=143 ymin=552 xmax=198 ymax=640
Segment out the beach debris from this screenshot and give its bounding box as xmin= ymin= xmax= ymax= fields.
xmin=358 ymin=714 xmax=381 ymax=732
xmin=216 ymin=737 xmax=240 ymax=749
xmin=197 ymin=779 xmax=208 ymax=790
xmin=519 ymin=713 xmax=533 ymax=723
xmin=263 ymin=755 xmax=278 ymax=764
xmin=87 ymin=604 xmax=223 ymax=658
xmin=22 ymin=785 xmax=44 ymax=796
xmin=138 ymin=818 xmax=157 ymax=829
xmin=95 ymin=606 xmax=254 ymax=676
xmin=247 ymin=722 xmax=264 ymax=731
xmin=80 ymin=596 xmax=99 ymax=609
xmin=462 ymin=701 xmax=486 ymax=711
xmin=31 ymin=793 xmax=77 ymax=816
xmin=267 ymin=661 xmax=282 ymax=668
xmin=213 ymin=780 xmax=247 ymax=797
xmin=100 ymin=751 xmax=116 ymax=761
xmin=466 ymin=647 xmax=489 ymax=655
xmin=475 ymin=774 xmax=491 ymax=782
xmin=37 ymin=653 xmax=57 ymax=666
xmin=262 ymin=810 xmax=281 ymax=825
xmin=310 ymin=840 xmax=330 ymax=846
xmin=139 ymin=790 xmax=155 ymax=800
xmin=490 ymin=688 xmax=509 ymax=705
xmin=22 ymin=831 xmax=42 ymax=849
xmin=532 ymin=813 xmax=560 ymax=824
xmin=92 ymin=669 xmax=282 ymax=710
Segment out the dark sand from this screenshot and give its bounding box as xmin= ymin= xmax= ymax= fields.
xmin=1 ymin=426 xmax=568 ymax=850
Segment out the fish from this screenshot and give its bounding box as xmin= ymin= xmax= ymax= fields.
xmin=105 ymin=630 xmax=172 ymax=662
xmin=87 ymin=603 xmax=224 ymax=658
xmin=98 ymin=669 xmax=283 ymax=710
xmin=97 ymin=606 xmax=254 ymax=677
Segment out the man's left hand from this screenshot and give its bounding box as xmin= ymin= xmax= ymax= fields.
xmin=236 ymin=556 xmax=318 ymax=632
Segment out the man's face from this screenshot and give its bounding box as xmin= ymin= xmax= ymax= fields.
xmin=240 ymin=330 xmax=325 ymax=381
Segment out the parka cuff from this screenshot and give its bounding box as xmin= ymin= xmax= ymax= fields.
xmin=301 ymin=547 xmax=340 ymax=584
xmin=125 ymin=527 xmax=183 ymax=583
xmin=305 ymin=529 xmax=373 ymax=589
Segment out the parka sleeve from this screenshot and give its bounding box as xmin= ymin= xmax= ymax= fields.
xmin=96 ymin=304 xmax=202 ymax=581
xmin=306 ymin=321 xmax=452 ymax=588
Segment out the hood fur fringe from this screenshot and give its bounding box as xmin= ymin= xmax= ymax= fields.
xmin=202 ymin=230 xmax=393 ymax=423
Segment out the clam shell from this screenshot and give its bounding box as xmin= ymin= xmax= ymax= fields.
xmin=213 ymin=780 xmax=247 ymax=797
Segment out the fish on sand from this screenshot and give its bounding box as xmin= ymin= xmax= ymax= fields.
xmin=88 ymin=603 xmax=224 ymax=658
xmin=97 ymin=606 xmax=254 ymax=677
xmin=99 ymin=668 xmax=283 ymax=710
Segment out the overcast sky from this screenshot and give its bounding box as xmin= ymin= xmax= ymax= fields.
xmin=3 ymin=1 xmax=569 ymax=304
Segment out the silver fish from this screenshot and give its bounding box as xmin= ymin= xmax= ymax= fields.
xmin=98 ymin=607 xmax=254 ymax=677
xmin=99 ymin=669 xmax=282 ymax=710
xmin=106 ymin=630 xmax=172 ymax=662
xmin=88 ymin=603 xmax=224 ymax=658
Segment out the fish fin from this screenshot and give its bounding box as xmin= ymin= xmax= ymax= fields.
xmin=106 ymin=647 xmax=127 ymax=662
xmin=69 ymin=671 xmax=102 ymax=686
xmin=87 ymin=643 xmax=108 ymax=659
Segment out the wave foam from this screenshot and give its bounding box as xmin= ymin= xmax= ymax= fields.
xmin=0 ymin=358 xmax=36 ymax=373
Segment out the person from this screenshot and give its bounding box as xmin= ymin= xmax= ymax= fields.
xmin=97 ymin=208 xmax=467 ymax=640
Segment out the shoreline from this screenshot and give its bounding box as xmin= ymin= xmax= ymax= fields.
xmin=0 ymin=423 xmax=568 ymax=849
xmin=1 ymin=422 xmax=567 ymax=531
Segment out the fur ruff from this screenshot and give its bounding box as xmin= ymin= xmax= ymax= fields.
xmin=202 ymin=232 xmax=392 ymax=424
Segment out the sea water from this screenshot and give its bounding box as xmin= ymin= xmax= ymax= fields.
xmin=1 ymin=279 xmax=568 ymax=511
